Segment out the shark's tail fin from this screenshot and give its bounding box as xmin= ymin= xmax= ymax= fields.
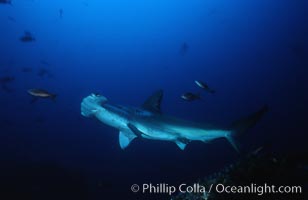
xmin=226 ymin=105 xmax=269 ymax=152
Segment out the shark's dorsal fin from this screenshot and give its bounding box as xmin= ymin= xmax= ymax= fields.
xmin=142 ymin=90 xmax=163 ymax=114
xmin=119 ymin=131 xmax=137 ymax=149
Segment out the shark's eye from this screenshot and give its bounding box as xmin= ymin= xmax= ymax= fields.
xmin=92 ymin=93 xmax=101 ymax=97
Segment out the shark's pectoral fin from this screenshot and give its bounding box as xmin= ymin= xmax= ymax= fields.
xmin=175 ymin=140 xmax=188 ymax=150
xmin=127 ymin=123 xmax=147 ymax=137
xmin=119 ymin=131 xmax=137 ymax=150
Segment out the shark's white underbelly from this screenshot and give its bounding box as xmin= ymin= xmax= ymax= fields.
xmin=135 ymin=122 xmax=229 ymax=142
xmin=136 ymin=124 xmax=178 ymax=141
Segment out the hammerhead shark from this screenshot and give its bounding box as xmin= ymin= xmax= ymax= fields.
xmin=81 ymin=90 xmax=267 ymax=151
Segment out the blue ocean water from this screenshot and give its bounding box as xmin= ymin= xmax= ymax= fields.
xmin=0 ymin=0 xmax=307 ymax=199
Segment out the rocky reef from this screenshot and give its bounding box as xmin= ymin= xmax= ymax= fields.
xmin=171 ymin=150 xmax=308 ymax=200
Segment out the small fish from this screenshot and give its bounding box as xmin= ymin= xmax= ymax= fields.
xmin=179 ymin=42 xmax=189 ymax=56
xmin=59 ymin=8 xmax=63 ymax=18
xmin=0 ymin=0 xmax=12 ymax=5
xmin=28 ymin=89 xmax=57 ymax=103
xmin=20 ymin=31 xmax=35 ymax=42
xmin=38 ymin=68 xmax=53 ymax=78
xmin=0 ymin=76 xmax=14 ymax=93
xmin=181 ymin=92 xmax=201 ymax=102
xmin=40 ymin=60 xmax=50 ymax=66
xmin=21 ymin=67 xmax=32 ymax=73
xmin=0 ymin=76 xmax=14 ymax=83
xmin=195 ymin=80 xmax=215 ymax=94
xmin=82 ymin=1 xmax=89 ymax=7
xmin=7 ymin=16 xmax=15 ymax=22
xmin=251 ymin=146 xmax=264 ymax=156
